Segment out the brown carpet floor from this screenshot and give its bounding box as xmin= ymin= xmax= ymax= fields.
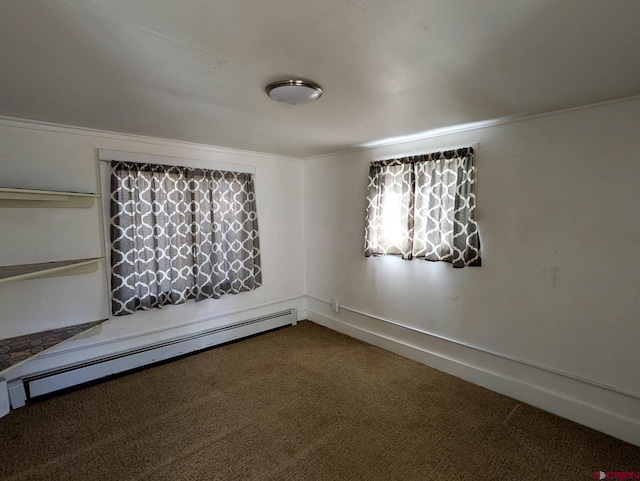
xmin=0 ymin=321 xmax=637 ymax=480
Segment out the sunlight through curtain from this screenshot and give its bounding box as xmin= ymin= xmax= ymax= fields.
xmin=364 ymin=147 xmax=481 ymax=267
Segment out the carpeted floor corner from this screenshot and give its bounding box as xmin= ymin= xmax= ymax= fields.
xmin=0 ymin=321 xmax=637 ymax=480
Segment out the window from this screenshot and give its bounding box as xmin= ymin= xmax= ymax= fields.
xmin=364 ymin=147 xmax=481 ymax=268
xmin=109 ymin=161 xmax=261 ymax=316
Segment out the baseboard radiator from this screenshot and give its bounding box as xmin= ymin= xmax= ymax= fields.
xmin=17 ymin=309 xmax=297 ymax=403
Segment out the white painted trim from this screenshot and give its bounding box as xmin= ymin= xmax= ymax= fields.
xmin=304 ymin=299 xmax=640 ymax=447
xmin=7 ymin=379 xmax=27 ymax=409
xmin=305 ymin=295 xmax=640 ymax=401
xmin=0 ymin=115 xmax=302 ymax=163
xmin=304 ymin=94 xmax=640 ymax=160
xmin=3 ymin=97 xmax=639 ymax=163
xmin=98 ymin=149 xmax=256 ymax=174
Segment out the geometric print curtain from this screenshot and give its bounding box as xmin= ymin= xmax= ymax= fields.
xmin=364 ymin=147 xmax=481 ymax=268
xmin=110 ymin=161 xmax=262 ymax=316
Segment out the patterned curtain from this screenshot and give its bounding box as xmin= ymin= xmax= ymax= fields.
xmin=364 ymin=147 xmax=481 ymax=268
xmin=110 ymin=161 xmax=262 ymax=316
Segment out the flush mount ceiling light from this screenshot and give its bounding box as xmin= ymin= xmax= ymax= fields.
xmin=266 ymin=79 xmax=323 ymax=105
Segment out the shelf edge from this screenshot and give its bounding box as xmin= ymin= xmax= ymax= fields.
xmin=0 ymin=258 xmax=105 ymax=285
xmin=0 ymin=188 xmax=99 ymax=208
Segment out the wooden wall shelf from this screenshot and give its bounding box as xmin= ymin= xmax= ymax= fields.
xmin=0 ymin=319 xmax=106 ymax=375
xmin=0 ymin=188 xmax=99 ymax=208
xmin=0 ymin=258 xmax=104 ymax=285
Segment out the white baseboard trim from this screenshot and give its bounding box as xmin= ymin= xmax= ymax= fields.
xmin=304 ymin=301 xmax=640 ymax=447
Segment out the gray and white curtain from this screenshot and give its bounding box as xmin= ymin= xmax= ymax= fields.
xmin=110 ymin=161 xmax=262 ymax=316
xmin=364 ymin=147 xmax=481 ymax=268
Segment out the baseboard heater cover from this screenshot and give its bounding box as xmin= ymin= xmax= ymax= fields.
xmin=20 ymin=309 xmax=296 ymax=401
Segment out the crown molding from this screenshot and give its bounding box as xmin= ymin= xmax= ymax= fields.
xmin=304 ymin=94 xmax=640 ymax=161
xmin=0 ymin=116 xmax=303 ymax=164
xmin=2 ymin=93 xmax=638 ymax=163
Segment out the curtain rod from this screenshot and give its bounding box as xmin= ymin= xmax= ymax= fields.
xmin=98 ymin=159 xmax=256 ymax=176
xmin=97 ymin=149 xmax=256 ymax=175
xmin=374 ymin=142 xmax=479 ymax=163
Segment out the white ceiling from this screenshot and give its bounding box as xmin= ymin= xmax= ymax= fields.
xmin=0 ymin=0 xmax=639 ymax=158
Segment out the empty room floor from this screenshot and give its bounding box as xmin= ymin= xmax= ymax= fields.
xmin=0 ymin=321 xmax=637 ymax=480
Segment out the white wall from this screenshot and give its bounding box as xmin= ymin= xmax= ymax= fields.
xmin=0 ymin=118 xmax=305 ymax=374
xmin=303 ymin=98 xmax=640 ymax=444
xmin=1 ymin=97 xmax=639 ymax=444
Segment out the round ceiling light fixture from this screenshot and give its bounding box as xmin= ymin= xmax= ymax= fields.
xmin=266 ymin=79 xmax=323 ymax=105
